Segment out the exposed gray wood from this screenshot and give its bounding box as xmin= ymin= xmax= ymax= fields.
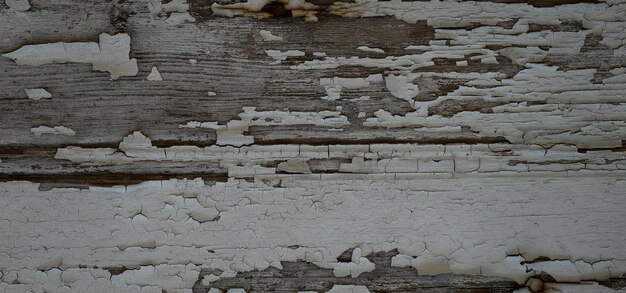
xmin=198 ymin=250 xmax=521 ymax=292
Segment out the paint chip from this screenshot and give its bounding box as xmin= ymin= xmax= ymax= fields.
xmin=147 ymin=66 xmax=163 ymax=81
xmin=2 ymin=33 xmax=138 ymax=79
xmin=31 ymin=126 xmax=75 ymax=138
xmin=385 ymin=74 xmax=419 ymax=106
xmin=25 ymin=88 xmax=51 ymax=100
xmin=357 ymin=46 xmax=384 ymax=54
xmin=260 ymin=30 xmax=283 ymax=41
xmin=265 ymin=50 xmax=305 ymax=64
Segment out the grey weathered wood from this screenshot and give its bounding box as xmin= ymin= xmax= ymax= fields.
xmin=198 ymin=250 xmax=521 ymax=293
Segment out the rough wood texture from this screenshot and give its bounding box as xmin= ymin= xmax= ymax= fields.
xmin=1 ymin=0 xmax=626 ymax=292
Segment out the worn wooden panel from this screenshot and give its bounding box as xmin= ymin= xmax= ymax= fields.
xmin=1 ymin=0 xmax=625 ymax=292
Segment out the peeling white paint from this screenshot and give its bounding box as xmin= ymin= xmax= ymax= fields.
xmin=270 ymin=16 xmax=619 ymax=148
xmin=385 ymin=74 xmax=419 ymax=106
xmin=265 ymin=49 xmax=305 ymax=64
xmin=31 ymin=125 xmax=75 ymax=138
xmin=358 ymin=65 xmax=626 ymax=148
xmin=333 ymin=248 xmax=375 ymax=277
xmin=54 ymin=132 xmax=626 ymax=176
xmin=320 ymin=74 xmax=382 ymax=101
xmin=2 ymin=1 xmax=626 ymax=292
xmin=292 ymin=45 xmax=499 ymax=71
xmin=328 ymin=285 xmax=371 ymax=293
xmin=146 ymin=0 xmax=196 ymax=25
xmin=0 ymin=172 xmax=624 ymax=292
xmin=357 ymin=46 xmax=384 ymax=54
xmin=2 ymin=33 xmax=138 ymax=79
xmin=24 ymin=88 xmax=51 ymax=100
xmin=179 ymin=107 xmax=348 ymax=145
xmin=181 ymin=120 xmax=253 ymax=146
xmin=331 ymin=1 xmax=626 ymax=57
xmin=146 ymin=66 xmax=163 ymax=81
xmin=260 ymin=30 xmax=283 ymax=42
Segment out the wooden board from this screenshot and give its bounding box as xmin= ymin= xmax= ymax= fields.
xmin=0 ymin=0 xmax=625 ymax=292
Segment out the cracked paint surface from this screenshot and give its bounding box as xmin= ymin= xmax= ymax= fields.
xmin=0 ymin=174 xmax=624 ymax=292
